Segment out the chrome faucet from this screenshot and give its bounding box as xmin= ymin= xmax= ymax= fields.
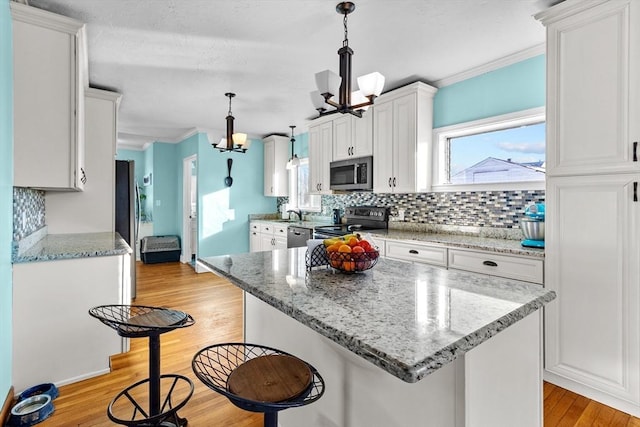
xmin=287 ymin=209 xmax=302 ymax=221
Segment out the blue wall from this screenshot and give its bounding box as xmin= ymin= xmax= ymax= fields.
xmin=433 ymin=54 xmax=545 ymax=128
xmin=122 ymin=134 xmax=277 ymax=256
xmin=197 ymin=135 xmax=276 ymax=256
xmin=0 ymin=0 xmax=12 ymax=400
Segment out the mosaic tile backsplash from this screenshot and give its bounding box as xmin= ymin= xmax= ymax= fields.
xmin=279 ymin=190 xmax=545 ymax=229
xmin=13 ymin=187 xmax=46 ymax=240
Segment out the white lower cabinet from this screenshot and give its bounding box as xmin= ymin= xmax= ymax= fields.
xmin=249 ymin=221 xmax=287 ymax=252
xmin=448 ymin=249 xmax=544 ymax=285
xmin=544 ymin=174 xmax=640 ymax=414
xmin=384 ymin=239 xmax=447 ymax=267
xmin=12 ymin=254 xmax=131 ymax=392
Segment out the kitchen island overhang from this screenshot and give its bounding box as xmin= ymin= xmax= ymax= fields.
xmin=199 ymin=248 xmax=555 ymax=427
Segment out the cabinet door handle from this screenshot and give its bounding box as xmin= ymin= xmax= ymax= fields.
xmin=80 ymin=168 xmax=87 ymax=184
xmin=393 ymin=177 xmax=396 ymax=187
xmin=483 ymin=260 xmax=498 ymax=267
xmin=634 ymin=142 xmax=638 ymax=162
xmin=634 ymin=182 xmax=638 ymax=202
xmin=409 ymin=249 xmax=419 ymax=254
xmin=388 ymin=178 xmax=392 ymax=187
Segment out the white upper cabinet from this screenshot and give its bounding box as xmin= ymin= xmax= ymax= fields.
xmin=308 ymin=120 xmax=333 ymax=194
xmin=539 ymin=0 xmax=640 ymax=176
xmin=373 ymin=82 xmax=437 ymax=193
xmin=263 ymin=135 xmax=289 ymax=197
xmin=12 ymin=3 xmax=87 ymax=191
xmin=46 ymin=88 xmax=121 ymax=233
xmin=332 ymin=112 xmax=373 ymax=161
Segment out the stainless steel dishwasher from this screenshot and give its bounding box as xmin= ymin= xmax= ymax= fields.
xmin=287 ymin=226 xmax=313 ymax=248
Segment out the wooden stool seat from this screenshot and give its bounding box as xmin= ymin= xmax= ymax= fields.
xmin=227 ymin=354 xmax=312 ymax=403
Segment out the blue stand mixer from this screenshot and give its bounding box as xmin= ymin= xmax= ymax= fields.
xmin=520 ymin=203 xmax=545 ymax=248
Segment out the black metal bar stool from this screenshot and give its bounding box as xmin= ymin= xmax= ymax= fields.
xmin=192 ymin=343 xmax=325 ymax=427
xmin=89 ymin=305 xmax=196 ymax=426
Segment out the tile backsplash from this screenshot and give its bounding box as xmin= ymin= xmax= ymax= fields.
xmin=280 ymin=190 xmax=545 ymax=229
xmin=13 ymin=187 xmax=45 ymax=240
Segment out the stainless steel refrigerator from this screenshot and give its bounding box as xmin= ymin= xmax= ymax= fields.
xmin=115 ymin=160 xmax=139 ymax=299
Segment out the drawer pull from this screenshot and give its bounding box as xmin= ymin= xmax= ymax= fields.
xmin=634 ymin=141 xmax=638 ymax=162
xmin=409 ymin=249 xmax=419 ymax=254
xmin=482 ymin=260 xmax=498 ymax=267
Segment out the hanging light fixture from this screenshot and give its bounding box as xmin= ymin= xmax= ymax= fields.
xmin=214 ymin=92 xmax=250 ymax=153
xmin=310 ymin=2 xmax=385 ymax=118
xmin=286 ymin=125 xmax=300 ymax=170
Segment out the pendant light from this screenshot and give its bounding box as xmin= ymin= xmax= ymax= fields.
xmin=286 ymin=125 xmax=300 ymax=170
xmin=310 ymin=2 xmax=385 ymax=118
xmin=214 ymin=92 xmax=250 ymax=153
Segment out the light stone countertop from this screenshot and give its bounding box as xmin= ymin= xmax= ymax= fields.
xmin=13 ymin=232 xmax=132 ymax=263
xmin=199 ymin=248 xmax=555 ymax=383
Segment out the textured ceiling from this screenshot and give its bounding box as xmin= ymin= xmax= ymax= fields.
xmin=26 ymin=0 xmax=555 ymax=150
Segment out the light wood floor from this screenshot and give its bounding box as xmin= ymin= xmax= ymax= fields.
xmin=30 ymin=261 xmax=640 ymax=426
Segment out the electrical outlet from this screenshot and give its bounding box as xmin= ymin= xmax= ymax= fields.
xmin=156 ymin=200 xmax=161 ymax=207
xmin=397 ymin=209 xmax=405 ymax=221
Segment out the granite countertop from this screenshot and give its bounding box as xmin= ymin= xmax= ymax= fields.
xmin=13 ymin=232 xmax=132 ymax=263
xmin=370 ymin=229 xmax=545 ymax=258
xmin=200 ymin=248 xmax=555 ymax=383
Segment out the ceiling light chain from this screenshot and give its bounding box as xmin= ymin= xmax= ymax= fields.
xmin=310 ymin=2 xmax=385 ymax=118
xmin=343 ymin=10 xmax=349 ymax=48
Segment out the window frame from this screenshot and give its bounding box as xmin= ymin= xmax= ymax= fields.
xmin=286 ymin=158 xmax=321 ymax=213
xmin=431 ymin=106 xmax=546 ymax=192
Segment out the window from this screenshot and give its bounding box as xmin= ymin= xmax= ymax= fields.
xmin=433 ymin=107 xmax=545 ymax=191
xmin=287 ymin=158 xmax=321 ymax=212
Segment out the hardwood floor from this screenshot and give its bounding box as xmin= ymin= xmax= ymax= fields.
xmin=29 ymin=261 xmax=640 ymax=426
xmin=37 ymin=261 xmax=262 ymax=426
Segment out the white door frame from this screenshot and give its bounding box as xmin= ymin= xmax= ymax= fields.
xmin=181 ymin=155 xmax=197 ymax=264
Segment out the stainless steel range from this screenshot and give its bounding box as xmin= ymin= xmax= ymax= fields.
xmin=313 ymin=206 xmax=389 ymax=239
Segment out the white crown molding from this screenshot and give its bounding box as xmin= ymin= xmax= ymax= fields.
xmin=433 ymin=44 xmax=546 ymax=88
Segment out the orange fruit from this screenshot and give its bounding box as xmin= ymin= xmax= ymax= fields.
xmin=327 ymin=242 xmax=341 ymax=252
xmin=347 ymin=237 xmax=359 ymax=247
xmin=342 ymin=261 xmax=355 ymax=271
xmin=352 ymin=246 xmax=365 ymax=253
xmin=338 ymin=244 xmax=352 ymax=253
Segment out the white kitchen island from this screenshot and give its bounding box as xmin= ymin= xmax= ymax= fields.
xmin=200 ymin=248 xmax=555 ymax=427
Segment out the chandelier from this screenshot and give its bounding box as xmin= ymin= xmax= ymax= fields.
xmin=286 ymin=125 xmax=300 ymax=170
xmin=214 ymin=92 xmax=249 ymax=153
xmin=310 ymin=2 xmax=385 ymax=118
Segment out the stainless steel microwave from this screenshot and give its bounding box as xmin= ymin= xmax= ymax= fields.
xmin=329 ymin=156 xmax=373 ymax=191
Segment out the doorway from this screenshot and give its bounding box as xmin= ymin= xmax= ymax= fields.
xmin=182 ymin=155 xmax=197 ymax=267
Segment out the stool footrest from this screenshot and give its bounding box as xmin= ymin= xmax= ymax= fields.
xmin=108 ymin=374 xmax=194 ymax=426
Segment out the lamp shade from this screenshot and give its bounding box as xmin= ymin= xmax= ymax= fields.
xmin=286 ymin=155 xmax=300 ymax=170
xmin=216 ymin=138 xmax=227 ymax=149
xmin=310 ymin=90 xmax=326 ymax=110
xmin=351 ymin=90 xmax=370 ymax=112
xmin=357 ymin=72 xmax=385 ymax=97
xmin=232 ymin=133 xmax=248 ymax=146
xmin=315 ymin=69 xmax=341 ymax=97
